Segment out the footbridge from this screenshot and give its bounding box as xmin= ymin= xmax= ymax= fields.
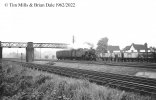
xmin=0 ymin=41 xmax=69 ymax=62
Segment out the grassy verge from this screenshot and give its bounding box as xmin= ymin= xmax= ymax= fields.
xmin=0 ymin=61 xmax=153 ymax=100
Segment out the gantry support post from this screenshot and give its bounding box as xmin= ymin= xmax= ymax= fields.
xmin=26 ymin=42 xmax=34 ymax=62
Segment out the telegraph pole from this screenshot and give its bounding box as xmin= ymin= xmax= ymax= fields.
xmin=0 ymin=41 xmax=2 ymax=78
xmin=0 ymin=41 xmax=2 ymax=71
xmin=72 ymin=35 xmax=75 ymax=44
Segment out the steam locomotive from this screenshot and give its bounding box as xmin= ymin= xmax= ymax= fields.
xmin=56 ymin=48 xmax=96 ymax=61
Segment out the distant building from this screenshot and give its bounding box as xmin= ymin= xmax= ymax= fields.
xmin=123 ymin=43 xmax=149 ymax=53
xmin=100 ymin=45 xmax=121 ymax=58
xmin=107 ymin=45 xmax=120 ymax=53
xmin=122 ymin=43 xmax=149 ymax=58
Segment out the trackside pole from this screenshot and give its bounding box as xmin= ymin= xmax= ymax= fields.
xmin=0 ymin=41 xmax=2 ymax=71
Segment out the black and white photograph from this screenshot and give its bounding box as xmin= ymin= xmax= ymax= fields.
xmin=0 ymin=0 xmax=156 ymax=100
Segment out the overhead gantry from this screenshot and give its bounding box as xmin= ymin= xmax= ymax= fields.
xmin=0 ymin=41 xmax=69 ymax=62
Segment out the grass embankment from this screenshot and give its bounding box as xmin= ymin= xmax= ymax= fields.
xmin=0 ymin=61 xmax=153 ymax=100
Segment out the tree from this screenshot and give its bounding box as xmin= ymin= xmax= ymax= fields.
xmin=96 ymin=37 xmax=109 ymax=55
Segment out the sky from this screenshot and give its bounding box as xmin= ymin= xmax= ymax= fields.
xmin=0 ymin=0 xmax=156 ymax=54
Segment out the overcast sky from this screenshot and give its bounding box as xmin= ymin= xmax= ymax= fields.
xmin=0 ymin=0 xmax=156 ymax=51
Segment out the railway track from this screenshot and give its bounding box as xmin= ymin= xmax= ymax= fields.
xmin=4 ymin=58 xmax=156 ymax=69
xmin=56 ymin=60 xmax=156 ymax=69
xmin=2 ymin=60 xmax=156 ymax=96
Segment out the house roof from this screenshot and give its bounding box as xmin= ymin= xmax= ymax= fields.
xmin=107 ymin=45 xmax=120 ymax=51
xmin=123 ymin=43 xmax=148 ymax=51
xmin=123 ymin=46 xmax=131 ymax=51
xmin=133 ymin=44 xmax=147 ymax=50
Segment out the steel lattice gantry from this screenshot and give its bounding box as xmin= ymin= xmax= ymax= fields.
xmin=1 ymin=42 xmax=27 ymax=48
xmin=33 ymin=43 xmax=68 ymax=48
xmin=1 ymin=42 xmax=68 ymax=48
xmin=0 ymin=41 xmax=69 ymax=62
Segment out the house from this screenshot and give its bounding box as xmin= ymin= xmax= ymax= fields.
xmin=98 ymin=45 xmax=120 ymax=58
xmin=123 ymin=43 xmax=148 ymax=53
xmin=107 ymin=45 xmax=120 ymax=53
xmin=101 ymin=45 xmax=121 ymax=58
xmin=123 ymin=43 xmax=149 ymax=58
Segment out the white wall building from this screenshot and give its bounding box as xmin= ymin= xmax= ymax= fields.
xmin=123 ymin=43 xmax=149 ymax=58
